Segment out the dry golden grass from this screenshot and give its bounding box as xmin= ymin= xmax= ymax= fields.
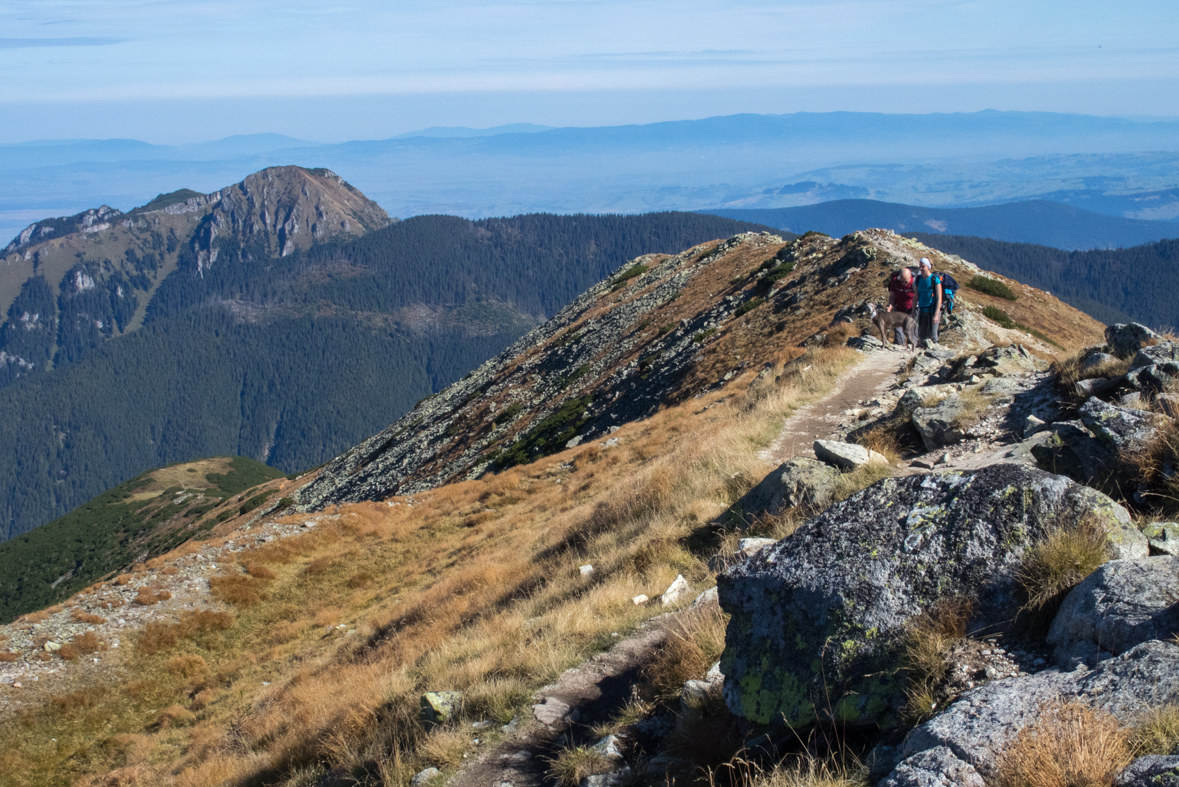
xmin=0 ymin=347 xmax=861 ymax=787
xmin=830 ymin=462 xmax=894 ymax=504
xmin=642 ymin=602 xmax=728 ymax=701
xmin=0 ymin=651 xmax=20 ymax=663
xmin=245 ymin=563 xmax=276 ymax=580
xmin=902 ymin=597 xmax=973 ymax=722
xmin=546 ymin=746 xmax=613 ymax=787
xmin=994 ymin=702 xmax=1131 ymax=787
xmin=823 ymin=322 xmax=858 ymax=348
xmin=132 ymin=587 xmax=172 ymax=606
xmin=71 ymin=610 xmax=107 ymax=625
xmin=714 ymin=755 xmax=867 ymax=787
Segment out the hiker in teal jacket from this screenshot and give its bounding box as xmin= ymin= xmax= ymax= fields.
xmin=915 ymin=257 xmax=942 ymax=344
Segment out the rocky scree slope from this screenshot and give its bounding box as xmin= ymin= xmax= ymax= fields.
xmin=0 ymin=166 xmax=389 ymax=385
xmin=715 ymin=320 xmax=1179 ymax=786
xmin=300 ymin=227 xmax=1101 ymax=510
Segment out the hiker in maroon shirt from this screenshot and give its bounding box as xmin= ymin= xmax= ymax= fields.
xmin=886 ymin=267 xmax=916 ymax=344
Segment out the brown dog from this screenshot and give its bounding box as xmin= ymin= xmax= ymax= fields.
xmin=866 ymin=302 xmax=917 ymax=350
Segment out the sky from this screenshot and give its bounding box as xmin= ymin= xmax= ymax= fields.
xmin=1 ymin=0 xmax=1177 ymax=144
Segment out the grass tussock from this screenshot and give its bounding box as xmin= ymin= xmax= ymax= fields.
xmin=902 ymin=597 xmax=973 ymax=723
xmin=547 ymin=746 xmax=613 ymax=787
xmin=1130 ymin=704 xmax=1179 ymax=756
xmin=0 ymin=347 xmax=863 ymax=787
xmin=642 ymin=602 xmax=728 ymax=701
xmin=714 ymin=755 xmax=867 ymax=787
xmin=71 ymin=610 xmax=107 ymax=625
xmin=1126 ymin=394 xmax=1179 ymax=513
xmin=830 ymin=462 xmax=894 ymax=504
xmin=1017 ymin=516 xmax=1110 ymax=621
xmin=823 ymin=322 xmax=858 ymax=348
xmin=994 ymin=702 xmax=1131 ymax=787
xmin=1053 ymin=351 xmax=1132 ymax=395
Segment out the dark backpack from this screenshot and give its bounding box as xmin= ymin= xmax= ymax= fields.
xmin=938 ymin=272 xmax=959 ymax=293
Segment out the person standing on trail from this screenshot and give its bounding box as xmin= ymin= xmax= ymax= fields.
xmin=915 ymin=257 xmax=943 ymax=344
xmin=886 ymin=266 xmax=916 ymax=345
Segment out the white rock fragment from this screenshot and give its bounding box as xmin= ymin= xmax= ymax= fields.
xmin=579 ymin=564 xmax=594 ymax=577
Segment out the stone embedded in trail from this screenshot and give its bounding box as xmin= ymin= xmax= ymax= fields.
xmin=1047 ymin=556 xmax=1179 ymax=668
xmin=901 ymin=641 xmax=1179 ymax=782
xmin=411 ymin=768 xmax=441 ymax=786
xmin=736 ymin=457 xmax=839 ymax=518
xmin=813 ymin=439 xmax=885 ymax=470
xmin=877 ymin=746 xmax=986 ymax=787
xmin=717 ymin=464 xmax=1144 ymax=728
xmin=1107 ymin=323 xmax=1161 ymax=358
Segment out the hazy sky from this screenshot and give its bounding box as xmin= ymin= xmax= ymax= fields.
xmin=1 ymin=0 xmax=1177 ymax=143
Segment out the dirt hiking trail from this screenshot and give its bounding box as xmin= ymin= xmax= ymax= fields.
xmin=761 ymin=349 xmax=909 ymax=466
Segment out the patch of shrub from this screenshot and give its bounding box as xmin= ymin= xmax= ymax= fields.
xmin=692 ymin=327 xmax=718 ymax=344
xmin=983 ymin=305 xmax=1017 ymax=329
xmin=734 ymin=297 xmax=765 ymax=317
xmin=610 ymin=264 xmax=650 ymax=291
xmin=968 ymin=275 xmax=1018 ymax=301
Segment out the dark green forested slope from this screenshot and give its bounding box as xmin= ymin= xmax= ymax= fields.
xmin=0 ymin=456 xmax=284 ymax=623
xmin=911 ymin=234 xmax=1179 ymax=328
xmin=0 ymin=212 xmax=780 ymax=542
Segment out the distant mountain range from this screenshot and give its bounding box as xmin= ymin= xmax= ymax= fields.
xmin=4 ymin=111 xmax=1179 ymax=248
xmin=705 ymin=199 xmax=1179 ymax=250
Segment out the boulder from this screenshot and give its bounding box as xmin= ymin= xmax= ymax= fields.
xmin=966 ymin=344 xmax=1048 ymax=377
xmin=1082 ymin=352 xmax=1121 ymax=375
xmin=532 ymin=697 xmax=573 ymax=727
xmin=897 ymin=385 xmax=954 ymax=417
xmin=691 ymin=587 xmax=719 ymax=608
xmin=1115 ymin=756 xmax=1179 ymax=786
xmin=902 ymin=641 xmax=1179 ymax=781
xmin=1076 ymin=377 xmax=1126 ymax=398
xmin=1031 ymin=420 xmax=1123 ymax=493
xmin=878 ymin=747 xmax=986 ymax=787
xmin=420 ymin=691 xmax=463 ymax=725
xmin=848 ymin=334 xmax=886 ymax=352
xmin=735 ymin=457 xmax=840 ymax=518
xmin=661 ymin=575 xmax=691 ymax=606
xmin=717 ymin=464 xmax=1142 ymax=728
xmin=1144 ymin=522 xmax=1179 ymax=556
xmin=1047 ymin=556 xmax=1179 ymax=668
xmin=411 ymin=768 xmax=440 ymax=787
xmin=1126 ymin=362 xmax=1179 ymax=394
xmin=1107 ymin=323 xmax=1161 ymax=358
xmin=911 ymin=397 xmax=969 ymax=451
xmin=813 ymin=439 xmax=886 ymax=470
xmin=1079 ymin=397 xmax=1166 ymax=454
xmin=1132 ymin=342 xmax=1179 ymax=369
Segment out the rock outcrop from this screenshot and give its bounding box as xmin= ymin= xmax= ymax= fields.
xmin=717 ymin=464 xmax=1144 ymax=728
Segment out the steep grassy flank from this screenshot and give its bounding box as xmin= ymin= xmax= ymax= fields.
xmin=0 ymin=457 xmax=283 ymax=623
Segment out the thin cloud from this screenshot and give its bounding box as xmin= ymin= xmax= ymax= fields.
xmin=0 ymin=37 xmax=126 ymax=48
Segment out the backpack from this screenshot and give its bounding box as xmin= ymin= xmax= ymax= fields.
xmin=938 ymin=272 xmax=959 ymax=293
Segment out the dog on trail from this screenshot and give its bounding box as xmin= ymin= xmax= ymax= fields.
xmin=866 ymin=302 xmax=917 ymax=350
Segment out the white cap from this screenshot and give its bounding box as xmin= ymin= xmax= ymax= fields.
xmin=919 ymin=257 xmax=932 ymax=269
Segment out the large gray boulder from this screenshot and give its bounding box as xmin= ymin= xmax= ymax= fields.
xmin=1144 ymin=522 xmax=1179 ymax=556
xmin=911 ymin=397 xmax=969 ymax=451
xmin=1116 ymin=756 xmax=1179 ymax=786
xmin=735 ymin=457 xmax=839 ymax=518
xmin=1047 ymin=556 xmax=1179 ymax=668
xmin=878 ymin=747 xmax=985 ymax=787
xmin=717 ymin=464 xmax=1144 ymax=728
xmin=902 ymin=641 xmax=1179 ymax=781
xmin=1107 ymin=323 xmax=1162 ymax=358
xmin=1031 ymin=419 xmax=1122 ymax=492
xmin=1082 ymin=352 xmax=1121 ymax=375
xmin=964 ymin=344 xmax=1048 ymax=378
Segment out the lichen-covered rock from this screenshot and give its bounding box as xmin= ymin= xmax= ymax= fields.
xmin=736 ymin=457 xmax=840 ymax=518
xmin=1047 ymin=556 xmax=1179 ymax=668
xmin=1032 ymin=420 xmax=1121 ymax=491
xmin=1127 ymin=361 xmax=1179 ymax=394
xmin=1144 ymin=522 xmax=1179 ymax=556
xmin=1082 ymin=352 xmax=1121 ymax=375
xmin=911 ymin=397 xmax=969 ymax=451
xmin=813 ymin=439 xmax=885 ymax=470
xmin=1132 ymin=342 xmax=1179 ymax=369
xmin=968 ymin=344 xmax=1048 ymax=377
xmin=717 ymin=464 xmax=1141 ymax=728
xmin=902 ymin=641 xmax=1179 ymax=781
xmin=1080 ymin=397 xmax=1167 ymax=454
xmin=878 ymin=747 xmax=986 ymax=787
xmin=420 ymin=691 xmax=463 ymax=725
xmin=1115 ymin=756 xmax=1179 ymax=786
xmin=1107 ymin=323 xmax=1161 ymax=359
